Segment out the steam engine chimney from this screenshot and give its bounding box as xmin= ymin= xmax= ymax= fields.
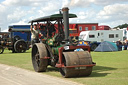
xmin=62 ymin=7 xmax=69 ymax=40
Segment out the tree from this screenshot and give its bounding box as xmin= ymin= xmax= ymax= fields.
xmin=114 ymin=23 xmax=128 ymax=29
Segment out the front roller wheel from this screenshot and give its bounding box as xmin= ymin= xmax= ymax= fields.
xmin=32 ymin=43 xmax=48 ymax=72
xmin=60 ymin=51 xmax=93 ymax=78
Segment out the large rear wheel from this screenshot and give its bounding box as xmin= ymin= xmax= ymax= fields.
xmin=32 ymin=43 xmax=48 ymax=72
xmin=14 ymin=40 xmax=27 ymax=53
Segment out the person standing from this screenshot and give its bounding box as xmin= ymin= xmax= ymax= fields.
xmin=30 ymin=24 xmax=43 ymax=46
xmin=116 ymin=39 xmax=122 ymax=51
xmin=124 ymin=39 xmax=128 ymax=50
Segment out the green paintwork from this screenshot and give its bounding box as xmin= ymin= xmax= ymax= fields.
xmin=29 ymin=13 xmax=77 ymax=23
xmin=52 ymin=45 xmax=63 ymax=55
xmin=47 ymin=38 xmax=54 ymax=46
xmin=46 ymin=36 xmax=63 ymax=55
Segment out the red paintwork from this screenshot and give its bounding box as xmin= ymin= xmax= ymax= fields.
xmin=69 ymin=23 xmax=99 ymax=34
xmin=69 ymin=33 xmax=79 ymax=36
xmin=38 ymin=23 xmax=99 ymax=35
xmin=98 ymin=25 xmax=110 ymax=30
xmin=55 ymin=45 xmax=94 ymax=68
xmin=41 ymin=57 xmax=50 ymax=59
xmin=56 ymin=64 xmax=96 ymax=68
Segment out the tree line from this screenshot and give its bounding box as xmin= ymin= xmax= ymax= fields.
xmin=114 ymin=23 xmax=128 ymax=29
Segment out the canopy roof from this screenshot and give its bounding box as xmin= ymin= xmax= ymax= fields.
xmin=29 ymin=13 xmax=77 ymax=23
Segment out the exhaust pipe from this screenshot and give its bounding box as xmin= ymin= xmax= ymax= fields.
xmin=62 ymin=7 xmax=69 ymax=40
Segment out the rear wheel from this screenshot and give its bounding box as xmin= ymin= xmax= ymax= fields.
xmin=0 ymin=46 xmax=4 ymax=54
xmin=14 ymin=40 xmax=27 ymax=53
xmin=32 ymin=43 xmax=48 ymax=72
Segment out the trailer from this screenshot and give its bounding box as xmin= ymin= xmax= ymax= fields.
xmin=79 ymin=30 xmax=123 ymax=50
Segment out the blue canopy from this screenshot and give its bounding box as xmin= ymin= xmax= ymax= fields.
xmin=94 ymin=41 xmax=118 ymax=52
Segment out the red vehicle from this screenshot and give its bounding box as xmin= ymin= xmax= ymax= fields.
xmin=69 ymin=23 xmax=99 ymax=34
xmin=98 ymin=25 xmax=110 ymax=30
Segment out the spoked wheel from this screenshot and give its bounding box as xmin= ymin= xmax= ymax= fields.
xmin=32 ymin=43 xmax=48 ymax=72
xmin=35 ymin=51 xmax=40 ymax=67
xmin=14 ymin=40 xmax=27 ymax=53
xmin=0 ymin=46 xmax=4 ymax=54
xmin=60 ymin=51 xmax=93 ymax=78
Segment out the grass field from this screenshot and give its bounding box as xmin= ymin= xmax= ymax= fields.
xmin=0 ymin=49 xmax=128 ymax=85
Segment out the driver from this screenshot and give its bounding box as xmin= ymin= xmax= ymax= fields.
xmin=30 ymin=24 xmax=43 ymax=46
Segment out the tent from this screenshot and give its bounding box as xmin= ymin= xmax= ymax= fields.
xmin=94 ymin=41 xmax=118 ymax=52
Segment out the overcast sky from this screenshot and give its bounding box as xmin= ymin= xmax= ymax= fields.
xmin=0 ymin=0 xmax=128 ymax=31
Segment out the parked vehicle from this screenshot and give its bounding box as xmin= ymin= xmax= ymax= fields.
xmin=79 ymin=30 xmax=123 ymax=51
xmin=0 ymin=27 xmax=31 ymax=54
xmin=9 ymin=25 xmax=31 ymax=41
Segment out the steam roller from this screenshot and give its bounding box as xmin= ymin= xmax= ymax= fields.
xmin=30 ymin=7 xmax=96 ymax=78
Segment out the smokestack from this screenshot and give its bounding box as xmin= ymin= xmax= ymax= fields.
xmin=62 ymin=7 xmax=69 ymax=40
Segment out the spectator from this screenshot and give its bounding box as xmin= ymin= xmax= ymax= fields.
xmin=124 ymin=39 xmax=128 ymax=50
xmin=116 ymin=39 xmax=122 ymax=51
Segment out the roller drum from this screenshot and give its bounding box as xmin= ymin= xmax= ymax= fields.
xmin=60 ymin=51 xmax=93 ymax=77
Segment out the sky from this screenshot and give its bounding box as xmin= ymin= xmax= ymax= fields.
xmin=0 ymin=0 xmax=128 ymax=32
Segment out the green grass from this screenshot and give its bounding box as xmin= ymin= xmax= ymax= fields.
xmin=0 ymin=49 xmax=33 ymax=70
xmin=0 ymin=49 xmax=128 ymax=85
